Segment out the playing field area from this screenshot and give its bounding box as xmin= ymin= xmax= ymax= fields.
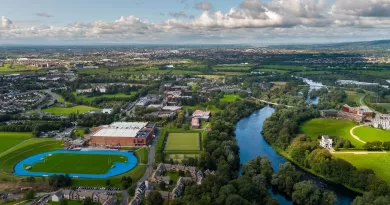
xmin=353 ymin=126 xmax=390 ymax=142
xmin=27 ymin=153 xmax=127 ymax=174
xmin=42 ymin=105 xmax=99 ymax=116
xmin=220 ymin=94 xmax=241 ymax=103
xmin=0 ymin=132 xmax=32 ymax=154
xmin=301 ymin=118 xmax=364 ymax=148
xmin=165 ymin=133 xmax=200 ymax=151
xmin=336 ymin=153 xmax=390 ymax=184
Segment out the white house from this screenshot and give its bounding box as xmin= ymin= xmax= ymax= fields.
xmin=51 ymin=191 xmax=63 ymax=202
xmin=320 ymin=136 xmax=333 ymax=149
xmin=102 ymin=108 xmax=114 ymax=114
xmin=374 ymin=115 xmax=390 ymax=130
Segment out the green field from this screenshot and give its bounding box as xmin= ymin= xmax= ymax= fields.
xmin=346 ymin=91 xmax=365 ymax=105
xmin=336 ymin=153 xmax=390 ymax=184
xmin=0 ymin=132 xmax=33 ymax=154
xmin=0 ymin=139 xmax=63 ymax=173
xmin=73 ymin=92 xmax=137 ymax=102
xmin=135 ymin=147 xmax=148 ymax=164
xmin=353 ymin=126 xmax=390 ymax=142
xmin=27 ymin=153 xmax=127 ymax=174
xmin=165 ymin=133 xmax=200 ymax=152
xmin=373 ymin=103 xmax=390 ymax=112
xmin=42 ymin=105 xmax=99 ymax=116
xmin=220 ymin=94 xmax=241 ymax=103
xmin=301 ymin=118 xmax=364 ymax=148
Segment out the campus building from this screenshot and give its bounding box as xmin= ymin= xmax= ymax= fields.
xmin=320 ymin=109 xmax=366 ymax=122
xmin=342 ymin=104 xmax=374 ymax=120
xmin=90 ymin=122 xmax=155 ymax=147
xmin=374 ymin=115 xmax=390 ymax=130
xmin=191 ymin=110 xmax=211 ymax=128
xmin=52 ymin=190 xmax=116 ymax=205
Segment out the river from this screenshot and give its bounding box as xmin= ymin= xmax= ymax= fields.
xmin=236 ymin=106 xmax=358 ymax=205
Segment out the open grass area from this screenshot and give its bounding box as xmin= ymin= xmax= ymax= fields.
xmin=213 ymin=64 xmax=253 ymax=72
xmin=195 ymin=75 xmax=224 ymax=79
xmin=135 ymin=147 xmax=148 ymax=164
xmin=353 ymin=126 xmax=390 ymax=142
xmin=0 ymin=64 xmax=40 ymax=73
xmin=165 ymin=153 xmax=200 ymax=162
xmin=346 ymin=91 xmax=365 ymax=105
xmin=165 ymin=133 xmax=200 ymax=152
xmin=220 ymin=94 xmax=241 ymax=103
xmin=0 ymin=132 xmax=33 ymax=154
xmin=183 ymin=105 xmax=221 ymax=114
xmin=336 ymin=153 xmax=390 ymax=184
xmin=73 ymin=92 xmax=137 ymax=103
xmin=373 ymin=103 xmax=390 ymax=113
xmin=42 ymin=105 xmax=99 ymax=116
xmin=301 ymin=118 xmax=364 ymax=148
xmin=0 ymin=139 xmax=63 ymax=173
xmin=27 ymin=153 xmax=127 ymax=174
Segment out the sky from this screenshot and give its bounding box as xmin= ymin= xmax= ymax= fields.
xmin=1 ymin=0 xmax=390 ymax=45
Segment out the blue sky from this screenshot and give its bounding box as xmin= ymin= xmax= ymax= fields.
xmin=0 ymin=0 xmax=389 ymax=45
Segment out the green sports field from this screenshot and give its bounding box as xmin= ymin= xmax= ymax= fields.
xmin=42 ymin=105 xmax=99 ymax=116
xmin=0 ymin=132 xmax=32 ymax=154
xmin=0 ymin=139 xmax=63 ymax=173
xmin=353 ymin=126 xmax=390 ymax=142
xmin=301 ymin=118 xmax=364 ymax=148
xmin=27 ymin=153 xmax=127 ymax=174
xmin=220 ymin=94 xmax=241 ymax=103
xmin=336 ymin=153 xmax=390 ymax=184
xmin=73 ymin=92 xmax=137 ymax=102
xmin=165 ymin=133 xmax=200 ymax=152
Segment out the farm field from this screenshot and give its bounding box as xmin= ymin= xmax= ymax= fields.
xmin=213 ymin=64 xmax=253 ymax=71
xmin=42 ymin=105 xmax=99 ymax=116
xmin=336 ymin=153 xmax=390 ymax=184
xmin=165 ymin=133 xmax=200 ymax=152
xmin=0 ymin=132 xmax=32 ymax=154
xmin=0 ymin=139 xmax=63 ymax=173
xmin=195 ymin=75 xmax=224 ymax=79
xmin=27 ymin=153 xmax=127 ymax=174
xmin=353 ymin=126 xmax=390 ymax=142
xmin=220 ymin=94 xmax=241 ymax=102
xmin=301 ymin=118 xmax=364 ymax=148
xmin=0 ymin=64 xmax=40 ymax=73
xmin=73 ymin=92 xmax=137 ymax=102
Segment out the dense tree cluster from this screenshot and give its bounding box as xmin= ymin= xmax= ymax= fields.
xmin=0 ymin=120 xmax=72 ymax=137
xmin=48 ymin=174 xmax=72 ymax=188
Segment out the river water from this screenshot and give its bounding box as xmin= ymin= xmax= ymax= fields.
xmin=236 ymin=106 xmax=357 ymax=205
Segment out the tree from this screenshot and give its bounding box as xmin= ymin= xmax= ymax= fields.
xmin=82 ymin=197 xmax=93 ymax=205
xmin=60 ymin=199 xmax=68 ymax=205
xmin=106 ymin=179 xmax=111 ymax=186
xmin=292 ymin=181 xmax=322 ymax=205
xmin=159 ymin=181 xmax=166 ymax=190
xmin=24 ymin=190 xmax=35 ymax=200
xmin=146 ymin=191 xmax=164 ymax=205
xmin=121 ymin=176 xmax=133 ymax=189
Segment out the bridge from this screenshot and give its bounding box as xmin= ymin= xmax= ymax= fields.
xmin=250 ymin=97 xmax=294 ymax=108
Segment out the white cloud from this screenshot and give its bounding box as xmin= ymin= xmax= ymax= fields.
xmin=1 ymin=16 xmax=13 ymax=28
xmin=194 ymin=1 xmax=213 ymax=11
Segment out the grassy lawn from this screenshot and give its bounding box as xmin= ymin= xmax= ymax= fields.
xmin=27 ymin=153 xmax=127 ymax=174
xmin=165 ymin=133 xmax=200 ymax=151
xmin=301 ymin=118 xmax=364 ymax=148
xmin=135 ymin=147 xmax=148 ymax=164
xmin=346 ymin=91 xmax=364 ymax=105
xmin=0 ymin=139 xmax=63 ymax=173
xmin=42 ymin=105 xmax=99 ymax=116
xmin=353 ymin=126 xmax=390 ymax=142
xmin=167 ymin=171 xmax=180 ymax=181
xmin=195 ymin=75 xmax=224 ymax=79
xmin=0 ymin=132 xmax=33 ymax=154
xmin=73 ymin=92 xmax=137 ymax=102
xmin=165 ymin=153 xmax=200 ymax=162
xmin=220 ymin=94 xmax=241 ymax=103
xmin=336 ymin=153 xmax=390 ymax=184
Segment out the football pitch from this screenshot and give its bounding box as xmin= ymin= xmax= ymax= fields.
xmin=27 ymin=153 xmax=128 ymax=174
xmin=165 ymin=133 xmax=200 ymax=152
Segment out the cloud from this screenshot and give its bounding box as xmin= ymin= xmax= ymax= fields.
xmin=35 ymin=12 xmax=54 ymax=18
xmin=194 ymin=1 xmax=213 ymax=11
xmin=169 ymin=11 xmax=195 ymax=19
xmin=2 ymin=0 xmax=390 ymax=44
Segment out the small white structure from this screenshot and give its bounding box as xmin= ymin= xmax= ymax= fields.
xmin=320 ymin=136 xmax=333 ymax=149
xmin=374 ymin=115 xmax=390 ymax=130
xmin=51 ymin=190 xmax=63 ymax=202
xmin=102 ymin=108 xmax=114 ymax=114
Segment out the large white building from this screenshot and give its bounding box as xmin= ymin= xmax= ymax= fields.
xmin=320 ymin=136 xmax=333 ymax=149
xmin=374 ymin=115 xmax=390 ymax=130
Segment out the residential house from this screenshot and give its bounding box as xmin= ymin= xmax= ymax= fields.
xmin=320 ymin=136 xmax=333 ymax=149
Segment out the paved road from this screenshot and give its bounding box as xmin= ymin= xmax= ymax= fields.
xmin=137 ymin=128 xmax=158 ymax=183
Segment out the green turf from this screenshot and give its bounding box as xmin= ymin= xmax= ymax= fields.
xmin=135 ymin=147 xmax=148 ymax=164
xmin=165 ymin=133 xmax=200 ymax=151
xmin=220 ymin=94 xmax=241 ymax=103
xmin=346 ymin=91 xmax=365 ymax=105
xmin=73 ymin=92 xmax=137 ymax=102
xmin=373 ymin=103 xmax=390 ymax=113
xmin=0 ymin=139 xmax=63 ymax=173
xmin=27 ymin=153 xmax=127 ymax=174
xmin=42 ymin=105 xmax=99 ymax=116
xmin=353 ymin=126 xmax=390 ymax=142
xmin=336 ymin=153 xmax=390 ymax=184
xmin=0 ymin=132 xmax=33 ymax=154
xmin=183 ymin=105 xmax=221 ymax=114
xmin=301 ymin=118 xmax=364 ymax=148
